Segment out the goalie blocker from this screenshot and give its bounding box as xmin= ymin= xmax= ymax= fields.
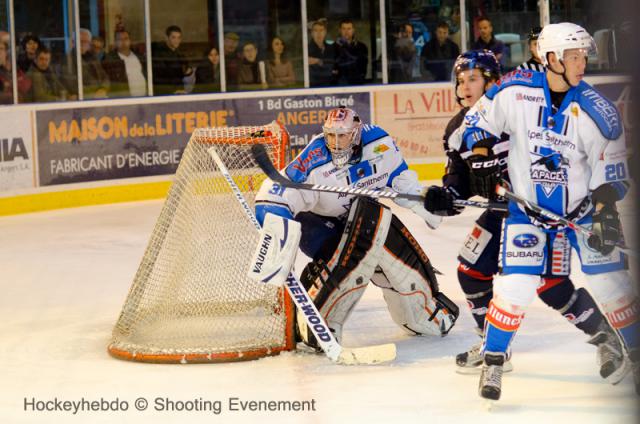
xmin=297 ymin=197 xmax=459 ymax=349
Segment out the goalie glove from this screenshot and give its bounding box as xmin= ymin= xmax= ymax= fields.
xmin=391 ymin=170 xmax=442 ymax=229
xmin=466 ymin=153 xmax=501 ymax=200
xmin=424 ymin=186 xmax=464 ymax=216
xmin=588 ymin=203 xmax=622 ymax=256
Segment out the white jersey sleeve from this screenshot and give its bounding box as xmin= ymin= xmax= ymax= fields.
xmin=462 ymin=83 xmax=511 ymax=151
xmin=577 ymin=88 xmax=628 ymax=199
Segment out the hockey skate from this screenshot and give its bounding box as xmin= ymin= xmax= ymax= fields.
xmin=587 ymin=322 xmax=629 ymax=384
xmin=479 ymin=351 xmax=505 ymax=402
xmin=456 ymin=342 xmax=513 ymax=374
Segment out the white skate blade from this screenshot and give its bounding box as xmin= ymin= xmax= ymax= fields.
xmin=457 ymin=360 xmax=514 ymax=375
xmin=483 ymin=399 xmax=496 ymax=411
xmin=605 ymin=357 xmax=631 ymax=385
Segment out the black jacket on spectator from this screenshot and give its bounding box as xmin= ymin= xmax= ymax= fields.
xmin=308 ymin=41 xmax=337 ymax=87
xmin=17 ymin=53 xmax=34 ymax=73
xmin=152 ymin=42 xmax=188 ymax=95
xmin=335 ymin=38 xmax=368 ymax=85
xmin=194 ymin=59 xmax=221 ymax=93
xmin=471 ymin=36 xmax=506 ymax=68
xmin=81 ymin=51 xmax=110 ymax=98
xmin=421 ymin=38 xmax=460 ymax=81
xmin=102 ymin=50 xmax=147 ymax=98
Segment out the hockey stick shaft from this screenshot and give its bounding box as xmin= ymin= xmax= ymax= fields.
xmin=495 ymin=186 xmax=635 ymax=257
xmin=251 ymin=144 xmax=507 ymax=212
xmin=209 ymin=147 xmax=396 ymax=365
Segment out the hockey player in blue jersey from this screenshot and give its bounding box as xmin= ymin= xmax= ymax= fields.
xmin=462 ymin=23 xmax=639 ymax=400
xmin=424 ymin=49 xmax=624 ymax=380
xmin=254 ymin=107 xmax=459 ymax=349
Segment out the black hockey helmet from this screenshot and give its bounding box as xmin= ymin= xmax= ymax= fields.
xmin=528 ymin=26 xmax=543 ymax=42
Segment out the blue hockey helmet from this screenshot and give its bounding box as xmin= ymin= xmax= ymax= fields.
xmin=452 ymin=49 xmax=501 ymax=105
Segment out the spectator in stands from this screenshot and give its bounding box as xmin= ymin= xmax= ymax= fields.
xmin=389 ymin=23 xmax=416 ymax=83
xmin=408 ymin=12 xmax=430 ymax=59
xmin=17 ymin=34 xmax=40 ymax=73
xmin=0 ymin=40 xmax=32 ymax=104
xmin=194 ymin=45 xmax=221 ymax=93
xmin=449 ymin=6 xmax=463 ymax=50
xmin=421 ymin=21 xmax=460 ymax=81
xmin=517 ymin=26 xmax=545 ymax=72
xmin=237 ymin=41 xmax=267 ymax=90
xmin=80 ymin=28 xmax=110 ymax=99
xmin=27 ymin=46 xmax=69 ymax=102
xmin=471 ymin=17 xmax=505 ymax=67
xmin=152 ymin=25 xmax=192 ymax=95
xmin=335 ymin=18 xmax=368 ymax=85
xmin=308 ymin=18 xmax=337 ymax=87
xmin=266 ymin=36 xmax=295 ymax=88
xmin=0 ymin=40 xmax=13 ymax=104
xmin=223 ymin=32 xmax=241 ymax=90
xmin=102 ymin=30 xmax=147 ymax=98
xmin=91 ymin=35 xmax=106 ymax=62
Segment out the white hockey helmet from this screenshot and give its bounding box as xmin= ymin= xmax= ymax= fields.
xmin=323 ymin=107 xmax=362 ymax=168
xmin=537 ymin=23 xmax=596 ymax=66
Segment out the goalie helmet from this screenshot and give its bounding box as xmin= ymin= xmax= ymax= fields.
xmin=323 ymin=107 xmax=362 ymax=168
xmin=537 ymin=22 xmax=596 ymax=66
xmin=452 ymin=50 xmax=501 ymax=105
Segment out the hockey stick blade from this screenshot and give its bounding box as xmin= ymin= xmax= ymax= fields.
xmin=251 ymin=144 xmax=507 ymax=212
xmin=338 ymin=343 xmax=397 ymax=365
xmin=210 ymin=146 xmax=396 ymax=365
xmin=496 ymin=186 xmax=636 ymax=257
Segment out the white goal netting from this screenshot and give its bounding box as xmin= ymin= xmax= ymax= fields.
xmin=108 ymin=122 xmax=295 ymax=363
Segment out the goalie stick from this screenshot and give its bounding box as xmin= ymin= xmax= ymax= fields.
xmin=251 ymin=144 xmax=508 ymax=212
xmin=208 ymin=146 xmax=396 ymax=365
xmin=495 ymin=186 xmax=636 ymax=257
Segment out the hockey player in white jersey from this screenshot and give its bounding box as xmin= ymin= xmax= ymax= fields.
xmin=254 ymin=107 xmax=459 ymax=349
xmin=462 ymin=23 xmax=639 ymax=401
xmin=425 ymin=49 xmax=624 ymax=379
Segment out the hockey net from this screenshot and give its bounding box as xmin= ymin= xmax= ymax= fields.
xmin=108 ymin=121 xmax=295 ymax=363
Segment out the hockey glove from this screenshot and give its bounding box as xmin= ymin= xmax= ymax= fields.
xmin=424 ymin=186 xmax=464 ymax=216
xmin=588 ymin=203 xmax=622 ymax=256
xmin=466 ymin=153 xmax=501 ymax=200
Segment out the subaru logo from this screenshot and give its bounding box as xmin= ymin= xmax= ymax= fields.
xmin=513 ymin=233 xmax=539 ymax=248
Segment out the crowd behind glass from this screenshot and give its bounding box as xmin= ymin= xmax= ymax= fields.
xmin=0 ymin=0 xmax=630 ymax=105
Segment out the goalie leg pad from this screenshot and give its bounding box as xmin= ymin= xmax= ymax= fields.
xmin=375 ymin=215 xmax=459 ymax=336
xmin=299 ymin=197 xmax=393 ymax=345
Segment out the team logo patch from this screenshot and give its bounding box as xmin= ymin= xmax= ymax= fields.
xmin=373 ymin=144 xmax=389 ymax=154
xmin=512 ymin=233 xmax=539 ymax=248
xmin=464 ymin=112 xmax=480 ymax=127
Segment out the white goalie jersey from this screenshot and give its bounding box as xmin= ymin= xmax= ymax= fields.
xmin=255 ymin=124 xmax=412 ymax=224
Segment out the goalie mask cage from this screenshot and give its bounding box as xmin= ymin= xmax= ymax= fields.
xmin=108 ymin=121 xmax=296 ymax=363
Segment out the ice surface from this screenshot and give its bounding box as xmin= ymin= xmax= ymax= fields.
xmin=0 ymin=197 xmax=637 ymax=423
